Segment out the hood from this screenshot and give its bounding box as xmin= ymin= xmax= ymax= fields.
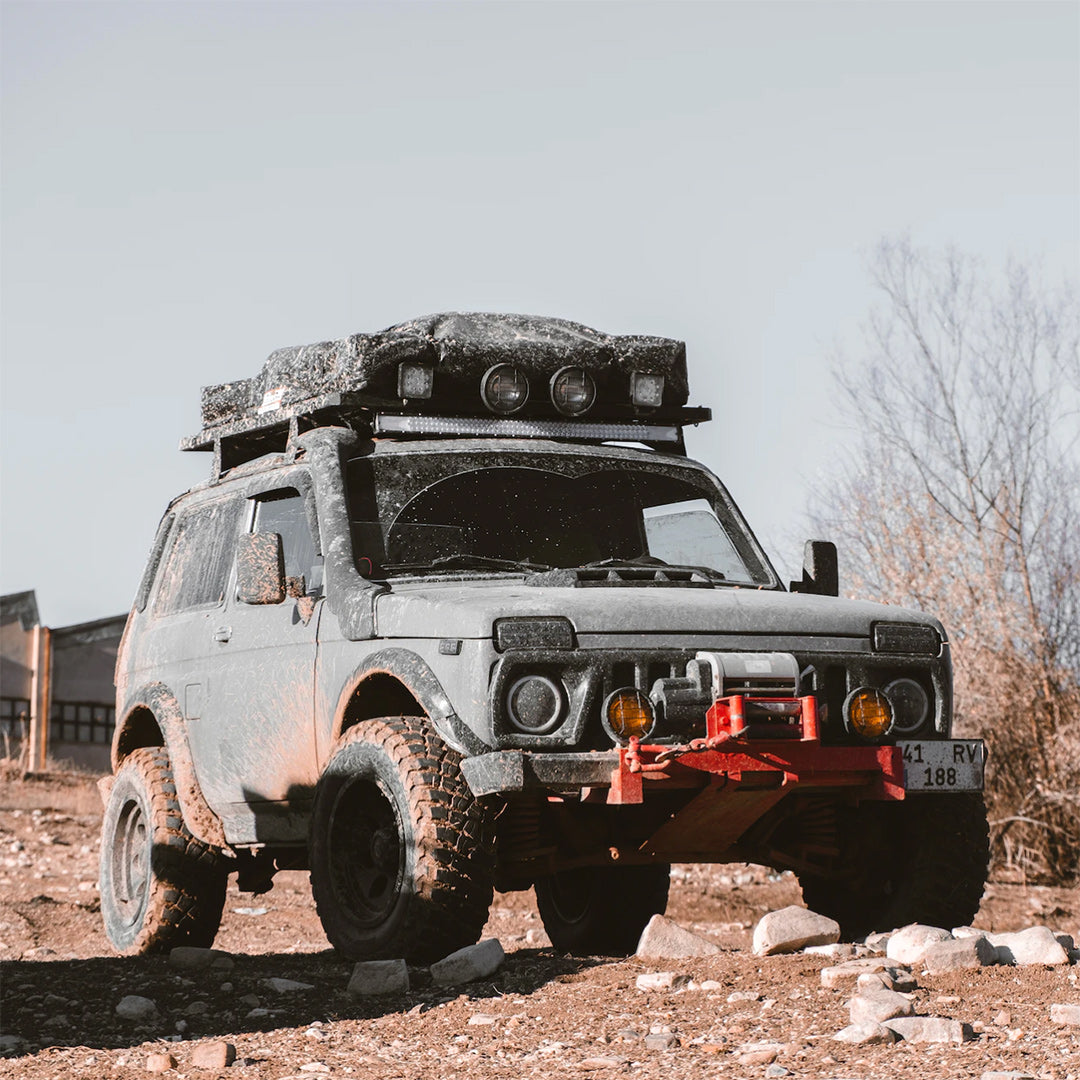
xmin=374 ymin=579 xmax=942 ymax=643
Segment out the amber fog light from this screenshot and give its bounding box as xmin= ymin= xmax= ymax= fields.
xmin=603 ymin=688 xmax=655 ymax=743
xmin=843 ymin=687 xmax=894 ymax=739
xmin=481 ymin=364 xmax=529 ymax=414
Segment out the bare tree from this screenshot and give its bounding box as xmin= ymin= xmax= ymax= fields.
xmin=813 ymin=239 xmax=1080 ymax=881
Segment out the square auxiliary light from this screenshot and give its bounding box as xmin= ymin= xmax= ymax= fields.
xmin=630 ymin=371 xmax=665 ymax=409
xmin=397 ymin=362 xmax=434 ymax=400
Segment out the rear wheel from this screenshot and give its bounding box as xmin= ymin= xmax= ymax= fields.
xmin=797 ymin=793 xmax=989 ymax=939
xmin=535 ymin=864 xmax=670 ymax=955
xmin=309 ymin=717 xmax=494 ymax=963
xmin=99 ymin=747 xmax=227 ymax=953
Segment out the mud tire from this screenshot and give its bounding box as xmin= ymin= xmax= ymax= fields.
xmin=535 ymin=864 xmax=670 ymax=955
xmin=309 ymin=717 xmax=494 ymax=963
xmin=797 ymin=793 xmax=990 ymax=940
xmin=99 ymin=746 xmax=227 ymax=954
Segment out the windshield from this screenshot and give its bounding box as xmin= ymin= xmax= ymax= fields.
xmin=346 ymin=449 xmax=775 ymax=586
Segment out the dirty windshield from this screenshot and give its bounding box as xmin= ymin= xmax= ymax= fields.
xmin=346 ymin=449 xmax=775 ymax=586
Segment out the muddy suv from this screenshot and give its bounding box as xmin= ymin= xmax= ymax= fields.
xmin=100 ymin=313 xmax=989 ymax=960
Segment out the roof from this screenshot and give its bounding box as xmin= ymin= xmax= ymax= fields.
xmin=1 ymin=591 xmax=40 ymax=632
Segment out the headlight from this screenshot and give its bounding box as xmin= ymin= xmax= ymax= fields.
xmin=550 ymin=366 xmax=596 ymax=417
xmin=480 ymin=363 xmax=529 ymax=414
xmin=603 ymin=687 xmax=655 ymax=743
xmin=506 ymin=675 xmax=566 ymax=734
xmin=884 ymin=677 xmax=930 ymax=734
xmin=843 ymin=687 xmax=893 ymax=739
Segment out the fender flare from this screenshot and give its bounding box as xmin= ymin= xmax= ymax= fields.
xmin=332 ymin=648 xmax=489 ymax=757
xmin=112 ymin=682 xmax=228 ymax=850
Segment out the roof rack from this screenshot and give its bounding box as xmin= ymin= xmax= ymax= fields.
xmin=183 ymin=312 xmax=711 ymax=473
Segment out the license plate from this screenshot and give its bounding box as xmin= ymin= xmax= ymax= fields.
xmin=898 ymin=739 xmax=985 ymax=792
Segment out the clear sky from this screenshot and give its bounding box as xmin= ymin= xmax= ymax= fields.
xmin=2 ymin=0 xmax=1077 ymax=627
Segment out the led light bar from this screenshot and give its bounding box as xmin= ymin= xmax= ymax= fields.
xmin=374 ymin=414 xmax=681 ymax=442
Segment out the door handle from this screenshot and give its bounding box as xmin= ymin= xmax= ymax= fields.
xmin=213 ymin=626 xmax=232 ymax=643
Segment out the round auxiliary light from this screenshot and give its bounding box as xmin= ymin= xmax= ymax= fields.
xmin=884 ymin=677 xmax=930 ymax=734
xmin=480 ymin=364 xmax=529 ymax=415
xmin=843 ymin=686 xmax=894 ymax=740
xmin=550 ymin=366 xmax=597 ymax=417
xmin=603 ymin=687 xmax=655 ymax=743
xmin=507 ymin=675 xmax=565 ymax=734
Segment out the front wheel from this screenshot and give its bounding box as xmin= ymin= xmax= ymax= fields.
xmin=99 ymin=746 xmax=227 ymax=953
xmin=309 ymin=717 xmax=494 ymax=963
xmin=797 ymin=793 xmax=990 ymax=939
xmin=535 ymin=864 xmax=670 ymax=955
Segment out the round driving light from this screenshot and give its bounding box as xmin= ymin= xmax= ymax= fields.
xmin=481 ymin=364 xmax=529 ymax=415
xmin=603 ymin=687 xmax=655 ymax=743
xmin=843 ymin=687 xmax=894 ymax=740
xmin=507 ymin=674 xmax=565 ymax=734
xmin=884 ymin=677 xmax=930 ymax=734
xmin=550 ymin=366 xmax=597 ymax=417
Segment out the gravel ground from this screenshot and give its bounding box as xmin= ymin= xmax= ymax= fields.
xmin=1 ymin=773 xmax=1078 ymax=1079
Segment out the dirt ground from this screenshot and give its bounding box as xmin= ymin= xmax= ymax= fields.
xmin=1 ymin=773 xmax=1077 ymax=1080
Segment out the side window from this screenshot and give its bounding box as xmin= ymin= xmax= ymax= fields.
xmin=155 ymin=499 xmax=242 ymax=615
xmin=253 ymin=489 xmax=322 ymax=593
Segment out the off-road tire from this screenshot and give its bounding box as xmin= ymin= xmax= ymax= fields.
xmin=797 ymin=793 xmax=990 ymax=940
xmin=99 ymin=746 xmax=227 ymax=954
xmin=309 ymin=717 xmax=494 ymax=963
xmin=535 ymin=864 xmax=670 ymax=955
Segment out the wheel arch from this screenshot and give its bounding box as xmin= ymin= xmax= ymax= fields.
xmin=112 ymin=683 xmax=227 ymax=850
xmin=331 ymin=648 xmax=489 ymax=756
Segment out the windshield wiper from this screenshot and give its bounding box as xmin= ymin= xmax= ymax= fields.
xmin=384 ymin=554 xmax=553 ymax=574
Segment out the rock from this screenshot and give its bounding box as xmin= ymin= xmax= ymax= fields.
xmin=922 ymin=935 xmax=998 ymax=973
xmin=820 ymin=958 xmax=915 ymax=990
xmin=115 ymin=995 xmax=158 ymax=1021
xmin=263 ymin=977 xmax=315 ymax=993
xmin=190 ymin=1042 xmax=236 ymax=1069
xmin=468 ymin=1014 xmax=497 ymax=1026
xmin=636 ymin=914 xmax=721 ymax=959
xmin=726 ymin=989 xmax=761 ymax=1002
xmin=980 ymin=1073 xmax=1038 ymax=1080
xmin=989 ymin=927 xmax=1070 ymax=966
xmin=644 ymin=1032 xmax=678 ymax=1050
xmin=737 ymin=1048 xmax=779 ymax=1065
xmin=885 ymin=1016 xmax=973 ymax=1043
xmin=992 ymin=1009 xmax=1011 ymax=1027
xmin=168 ymin=947 xmax=231 ymax=971
xmin=346 ymin=959 xmax=409 ymax=997
xmin=699 ymin=980 xmax=722 ymax=991
xmin=886 ymin=924 xmax=952 ymax=965
xmin=863 ymin=931 xmax=891 ymax=951
xmin=1050 ymin=1003 xmax=1080 ymax=1025
xmin=299 ymin=1065 xmax=330 ymax=1074
xmin=635 ymin=971 xmax=690 ymax=991
xmin=752 ymin=906 xmax=840 ymax=956
xmin=145 ymin=1052 xmax=176 ymax=1073
xmin=833 ymin=1022 xmax=896 ymax=1045
xmin=804 ymin=942 xmax=856 ymax=959
xmin=579 ymin=1057 xmax=629 ymax=1069
xmin=431 ymin=938 xmax=504 ymax=986
xmin=849 ymin=989 xmax=914 ymax=1025
xmin=184 ymin=1001 xmax=209 ymax=1016
xmin=764 ymin=1067 xmax=789 ymax=1078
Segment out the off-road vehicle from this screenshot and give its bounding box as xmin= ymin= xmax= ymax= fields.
xmin=100 ymin=312 xmax=989 ymax=960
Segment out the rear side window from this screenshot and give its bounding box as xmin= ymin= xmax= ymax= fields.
xmin=155 ymin=499 xmax=242 ymax=615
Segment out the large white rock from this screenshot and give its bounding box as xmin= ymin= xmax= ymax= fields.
xmin=988 ymin=927 xmax=1070 ymax=966
xmin=832 ymin=1022 xmax=896 ymax=1045
xmin=636 ymin=915 xmax=721 ymax=959
xmin=848 ymin=989 xmax=914 ymax=1025
xmin=820 ymin=958 xmax=915 ymax=990
xmin=922 ymin=935 xmax=997 ymax=973
xmin=752 ymin=906 xmax=840 ymax=956
xmin=635 ymin=971 xmax=691 ymax=991
xmin=885 ymin=924 xmax=952 ymax=965
xmin=347 ymin=959 xmax=410 ymax=997
xmin=885 ymin=1016 xmax=973 ymax=1043
xmin=431 ymin=938 xmax=504 ymax=986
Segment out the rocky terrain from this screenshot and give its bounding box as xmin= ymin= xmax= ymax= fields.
xmin=1 ymin=772 xmax=1078 ymax=1079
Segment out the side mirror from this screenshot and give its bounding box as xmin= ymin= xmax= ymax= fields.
xmin=237 ymin=532 xmax=286 ymax=604
xmin=790 ymin=540 xmax=838 ymax=597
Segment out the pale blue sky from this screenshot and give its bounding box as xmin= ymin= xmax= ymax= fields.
xmin=2 ymin=0 xmax=1077 ymax=626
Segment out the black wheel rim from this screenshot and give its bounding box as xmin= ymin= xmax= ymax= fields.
xmin=545 ymin=868 xmax=596 ymax=927
xmin=328 ymin=777 xmax=406 ymax=928
xmin=111 ymin=796 xmax=149 ymax=929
